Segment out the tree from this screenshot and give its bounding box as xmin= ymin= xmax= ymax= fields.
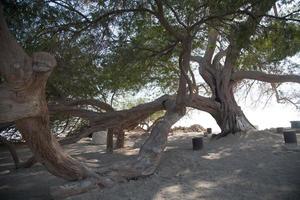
xmin=0 ymin=1 xmax=184 ymax=191
xmin=1 ymin=0 xmax=300 ymax=198
xmin=190 ymin=1 xmax=300 ymax=136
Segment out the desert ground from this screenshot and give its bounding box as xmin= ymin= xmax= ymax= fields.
xmin=0 ymin=129 xmax=299 ymax=200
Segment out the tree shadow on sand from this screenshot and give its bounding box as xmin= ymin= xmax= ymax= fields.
xmin=1 ymin=131 xmax=300 ymax=200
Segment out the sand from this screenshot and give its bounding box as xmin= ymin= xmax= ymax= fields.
xmin=0 ymin=130 xmax=299 ymax=200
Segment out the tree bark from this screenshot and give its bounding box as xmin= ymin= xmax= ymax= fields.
xmin=213 ymin=83 xmax=255 ymax=136
xmin=110 ymin=101 xmax=182 ymax=178
xmin=50 ymin=95 xmax=171 ymax=145
xmin=106 ymin=129 xmax=114 ymax=153
xmin=16 ymin=116 xmax=95 ymax=180
xmin=0 ymin=4 xmax=97 ymax=181
xmin=115 ymin=128 xmax=125 ymax=149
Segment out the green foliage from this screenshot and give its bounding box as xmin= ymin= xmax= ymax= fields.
xmin=4 ymin=0 xmax=180 ymax=100
xmin=238 ymin=21 xmax=300 ymax=71
xmin=3 ymin=0 xmax=299 ymax=105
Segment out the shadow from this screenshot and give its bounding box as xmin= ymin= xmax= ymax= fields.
xmin=70 ymin=130 xmax=300 ymax=200
xmin=1 ymin=130 xmax=300 ymax=200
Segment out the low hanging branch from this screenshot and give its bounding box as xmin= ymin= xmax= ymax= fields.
xmin=50 ymin=95 xmax=171 ymax=130
xmin=48 ymin=95 xmax=172 ymax=145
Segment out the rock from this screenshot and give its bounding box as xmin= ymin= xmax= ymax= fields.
xmin=92 ymin=131 xmax=107 ymax=145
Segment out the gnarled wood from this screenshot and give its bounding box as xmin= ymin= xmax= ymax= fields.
xmin=16 ymin=116 xmax=95 ymax=180
xmin=0 ymin=4 xmax=97 ymax=181
xmin=50 ymin=95 xmax=171 ymax=145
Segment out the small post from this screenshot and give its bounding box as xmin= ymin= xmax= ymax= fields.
xmin=192 ymin=137 xmax=203 ymax=151
xmin=207 ymin=128 xmax=212 ymax=134
xmin=283 ymin=130 xmax=297 ymax=144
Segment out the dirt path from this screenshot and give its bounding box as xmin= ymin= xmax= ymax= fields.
xmin=0 ymin=130 xmax=299 ymax=200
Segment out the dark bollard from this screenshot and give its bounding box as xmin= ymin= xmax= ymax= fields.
xmin=277 ymin=127 xmax=284 ymax=133
xmin=283 ymin=131 xmax=297 ymax=144
xmin=192 ymin=137 xmax=203 ymax=150
xmin=207 ymin=128 xmax=212 ymax=134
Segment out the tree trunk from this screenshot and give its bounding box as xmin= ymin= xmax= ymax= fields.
xmin=213 ymin=81 xmax=255 ymax=136
xmin=115 ymin=129 xmax=125 ymax=149
xmin=16 ymin=116 xmax=95 ymax=181
xmin=99 ymin=99 xmax=182 ymax=179
xmin=106 ymin=129 xmax=114 ymax=153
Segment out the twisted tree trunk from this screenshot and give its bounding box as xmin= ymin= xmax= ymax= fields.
xmin=16 ymin=116 xmax=95 ymax=180
xmin=213 ymin=81 xmax=255 ymax=136
xmin=0 ymin=4 xmax=96 ymax=181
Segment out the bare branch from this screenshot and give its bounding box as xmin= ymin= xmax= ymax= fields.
xmin=50 ymin=0 xmax=91 ymax=22
xmin=271 ymin=83 xmax=299 ymax=109
xmin=261 ymin=9 xmax=300 ymax=22
xmin=165 ymin=0 xmax=187 ymax=28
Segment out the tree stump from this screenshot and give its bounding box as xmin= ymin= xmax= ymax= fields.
xmin=192 ymin=137 xmax=203 ymax=150
xmin=207 ymin=128 xmax=212 ymax=134
xmin=283 ymin=131 xmax=297 ymax=144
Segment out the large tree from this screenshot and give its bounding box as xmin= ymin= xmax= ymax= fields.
xmin=1 ymin=0 xmax=300 ymax=198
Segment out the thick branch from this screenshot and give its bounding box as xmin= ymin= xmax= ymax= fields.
xmin=50 ymin=95 xmax=171 ymax=130
xmin=204 ymin=28 xmax=218 ymax=63
xmin=232 ymin=71 xmax=300 ymax=84
xmin=185 ymin=95 xmax=220 ymax=116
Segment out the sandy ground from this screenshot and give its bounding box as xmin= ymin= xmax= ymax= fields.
xmin=0 ymin=130 xmax=299 ymax=200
